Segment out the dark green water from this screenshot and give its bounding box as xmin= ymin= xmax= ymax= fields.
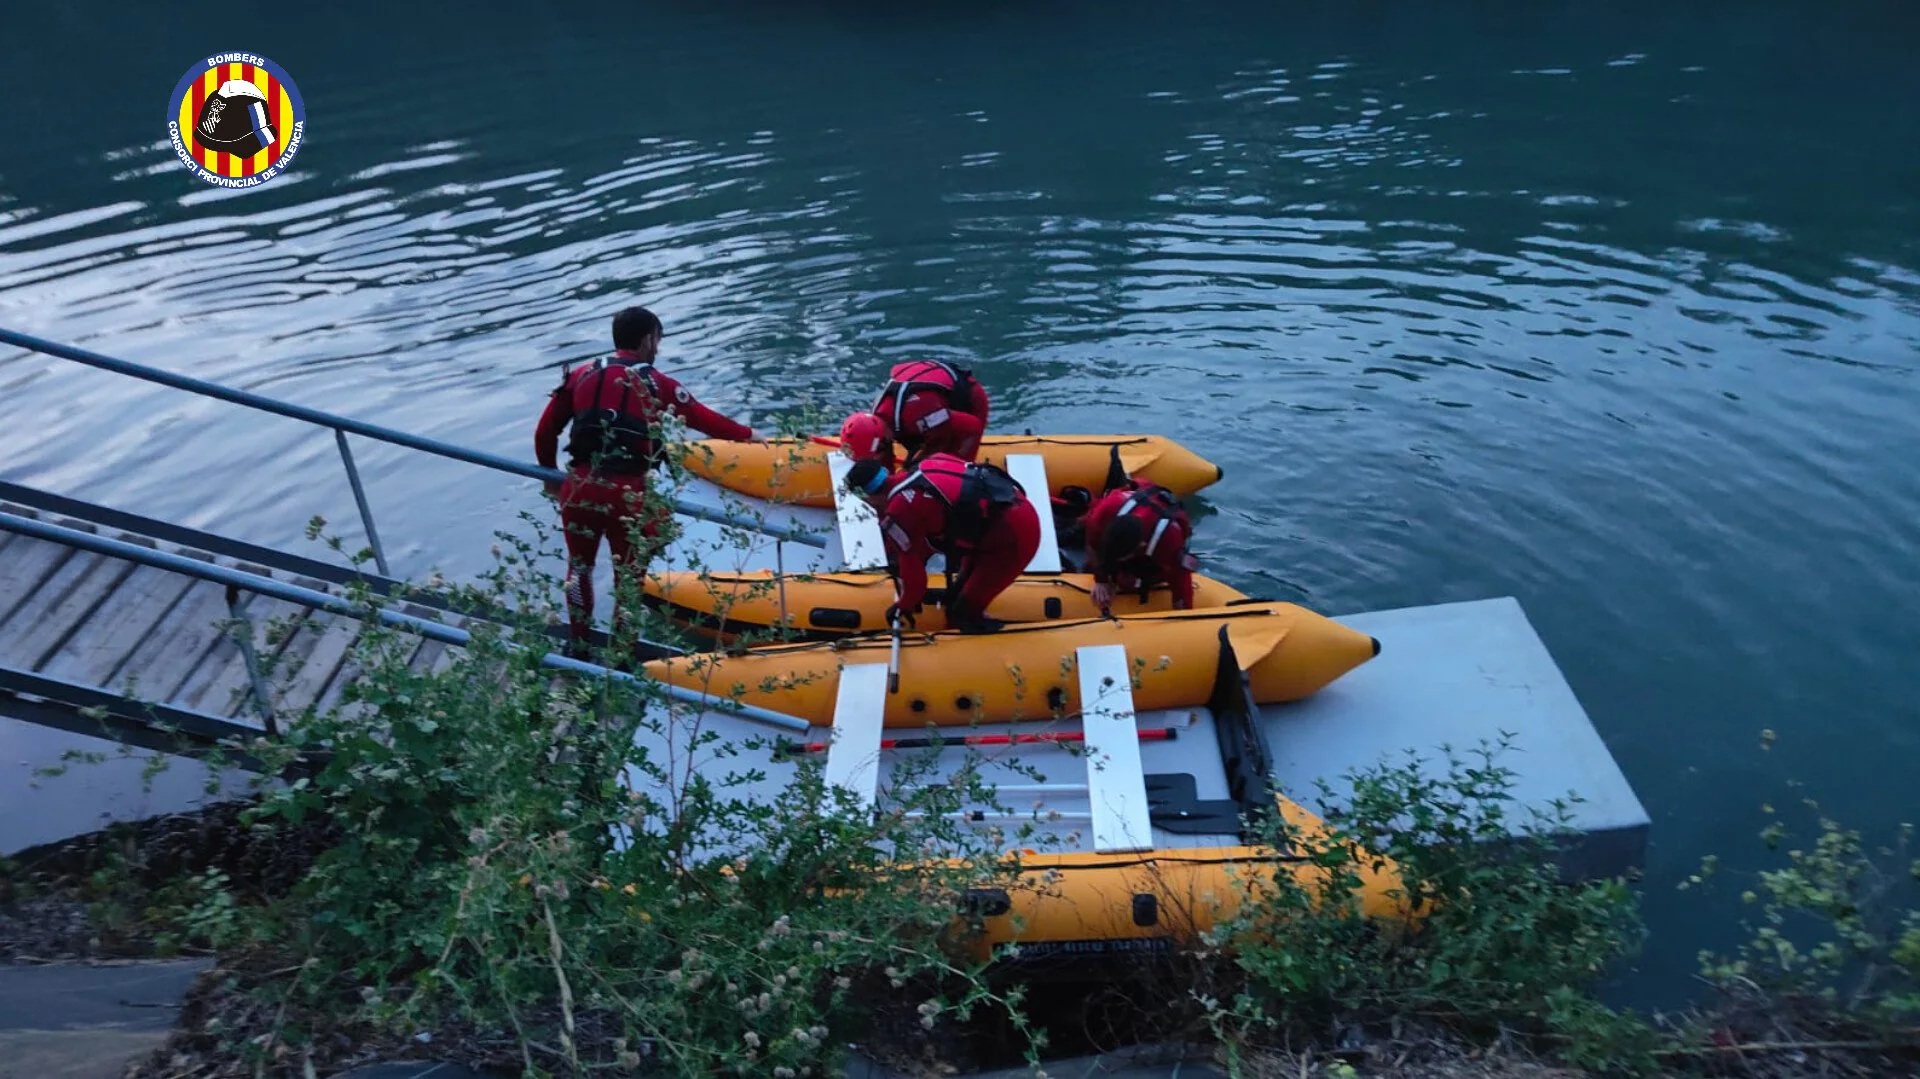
xmin=3 ymin=1 xmax=1918 ymax=1006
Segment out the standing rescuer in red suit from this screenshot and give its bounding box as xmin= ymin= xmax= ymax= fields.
xmin=534 ymin=306 xmax=758 ymax=653
xmin=1081 ymin=479 xmax=1200 ymax=616
xmin=839 ymin=358 xmax=991 ymax=468
xmin=842 ymin=452 xmax=1040 ymax=634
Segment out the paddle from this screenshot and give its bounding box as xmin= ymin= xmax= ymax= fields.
xmin=777 ymin=726 xmax=1177 ymax=756
xmin=887 ymin=610 xmax=903 ymax=694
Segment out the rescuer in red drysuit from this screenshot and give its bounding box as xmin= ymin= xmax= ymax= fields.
xmin=843 ymin=453 xmax=1040 ymax=634
xmin=534 ymin=306 xmax=757 ymax=653
xmin=1081 ymin=479 xmax=1199 ymax=616
xmin=840 ymin=358 xmax=991 ymax=468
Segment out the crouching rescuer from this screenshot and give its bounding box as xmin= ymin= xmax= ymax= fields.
xmin=534 ymin=306 xmax=758 ymax=655
xmin=1081 ymin=479 xmax=1200 ymax=616
xmin=842 ymin=452 xmax=1040 ymax=634
xmin=839 ymin=357 xmax=991 ymax=469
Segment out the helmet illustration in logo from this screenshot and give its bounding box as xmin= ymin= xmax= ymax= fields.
xmin=195 ymin=79 xmax=276 ymax=159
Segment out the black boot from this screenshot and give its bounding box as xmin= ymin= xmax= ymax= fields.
xmin=946 ymin=599 xmax=1005 ymax=635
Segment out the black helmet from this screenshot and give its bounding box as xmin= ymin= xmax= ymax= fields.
xmin=195 ymin=79 xmax=275 ymax=158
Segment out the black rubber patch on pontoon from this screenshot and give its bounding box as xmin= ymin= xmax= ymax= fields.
xmin=1044 ymin=597 xmax=1063 ymax=619
xmin=961 ymin=888 xmax=1012 ymax=918
xmin=1131 ymin=893 xmax=1159 ymax=927
xmin=808 ymin=606 xmax=862 ymax=630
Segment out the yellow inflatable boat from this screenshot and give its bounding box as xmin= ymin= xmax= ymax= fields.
xmin=631 ymin=594 xmax=1410 ymax=963
xmin=642 ymin=602 xmax=1378 ymax=728
xmin=961 ymin=796 xmax=1416 ymax=962
xmin=642 ymin=569 xmax=1251 ymax=641
xmin=677 ymin=434 xmax=1224 ymax=508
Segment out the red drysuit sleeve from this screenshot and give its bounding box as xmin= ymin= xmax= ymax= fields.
xmin=650 ymin=370 xmax=754 ymax=441
xmin=534 ymin=373 xmax=576 ymax=470
xmin=1081 ymin=490 xmax=1126 ymax=584
xmin=880 ymin=490 xmax=944 ymax=613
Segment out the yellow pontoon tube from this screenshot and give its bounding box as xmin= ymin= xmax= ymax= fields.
xmin=677 ymin=434 xmax=1224 ymax=508
xmin=642 ymin=569 xmax=1251 ymax=642
xmin=962 ymin=797 xmax=1416 ymax=961
xmin=642 ymin=602 xmax=1378 ymax=728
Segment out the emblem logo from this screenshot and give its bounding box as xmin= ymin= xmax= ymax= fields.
xmin=167 ymin=52 xmax=306 ymax=188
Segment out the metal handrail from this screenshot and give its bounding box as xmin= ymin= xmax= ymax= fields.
xmin=0 ymin=327 xmax=831 ymax=574
xmin=0 ymin=478 xmax=680 ymax=660
xmin=0 ymin=510 xmax=813 ymax=734
xmin=0 ymin=665 xmax=277 ymax=773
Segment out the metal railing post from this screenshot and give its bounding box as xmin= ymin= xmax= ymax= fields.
xmin=333 ymin=428 xmax=391 ymax=576
xmin=775 ymin=542 xmax=790 ymax=635
xmin=223 ymin=584 xmax=280 ymax=735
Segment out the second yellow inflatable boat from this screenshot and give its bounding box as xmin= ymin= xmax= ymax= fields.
xmin=677 ymin=433 xmax=1224 ymax=508
xmin=642 ymin=602 xmax=1378 ymax=728
xmin=958 ymin=795 xmax=1418 ymax=961
xmin=642 ymin=569 xmax=1251 ymax=641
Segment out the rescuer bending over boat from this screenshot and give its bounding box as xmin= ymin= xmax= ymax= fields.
xmin=839 ymin=357 xmax=991 ymax=469
xmin=843 ymin=452 xmax=1040 ymax=634
xmin=1081 ymin=479 xmax=1200 ymax=616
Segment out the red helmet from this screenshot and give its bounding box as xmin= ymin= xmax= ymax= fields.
xmin=839 ymin=411 xmax=894 ymax=462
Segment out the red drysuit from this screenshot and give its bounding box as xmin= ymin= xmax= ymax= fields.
xmin=872 ymin=453 xmax=1040 ymax=625
xmin=870 ymin=359 xmax=990 ymax=463
xmin=1082 ymin=480 xmax=1196 ymax=610
xmin=534 ymin=350 xmax=753 ymax=645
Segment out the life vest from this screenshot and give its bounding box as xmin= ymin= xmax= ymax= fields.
xmin=1119 ymin=484 xmax=1183 ymax=552
xmin=873 ymin=360 xmax=979 ymax=435
xmin=563 ymin=359 xmax=664 ymax=474
xmin=888 ymin=455 xmax=1025 ymax=553
xmin=1109 ymin=483 xmax=1186 ymax=568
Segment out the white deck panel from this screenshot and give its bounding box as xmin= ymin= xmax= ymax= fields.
xmin=651 ymin=474 xmax=841 ymax=577
xmin=1263 ymin=596 xmax=1648 ymax=878
xmin=617 ymin=692 xmax=1239 ymax=859
xmin=1002 ymin=454 xmax=1062 ymax=574
xmin=822 ymin=663 xmax=890 ymax=809
xmin=825 ymin=452 xmax=889 ymax=572
xmin=1076 ymin=644 xmax=1154 ymax=854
